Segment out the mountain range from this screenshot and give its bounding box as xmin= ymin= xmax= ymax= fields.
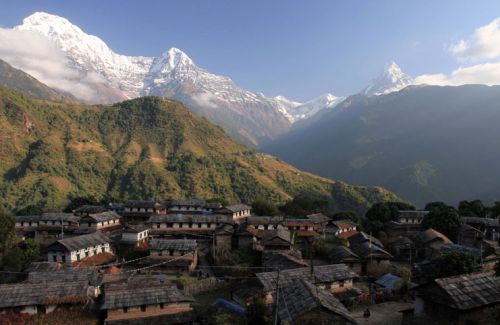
xmin=4 ymin=12 xmax=412 ymax=147
xmin=264 ymin=84 xmax=500 ymax=206
xmin=0 ymin=66 xmax=399 ymax=213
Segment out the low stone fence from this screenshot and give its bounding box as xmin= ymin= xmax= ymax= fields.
xmin=183 ymin=277 xmax=225 ymax=296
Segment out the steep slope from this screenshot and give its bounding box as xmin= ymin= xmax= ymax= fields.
xmin=0 ymin=85 xmax=399 ymax=213
xmin=362 ymin=62 xmax=414 ymax=96
xmin=0 ymin=59 xmax=77 ymax=102
xmin=264 ymin=85 xmax=500 ymax=206
xmin=11 ymin=12 xmax=297 ymax=147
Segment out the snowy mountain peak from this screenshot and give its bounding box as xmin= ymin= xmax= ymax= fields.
xmin=164 ymin=47 xmax=194 ymax=69
xmin=277 ymin=93 xmax=345 ymax=123
xmin=363 ymin=61 xmax=414 ymax=96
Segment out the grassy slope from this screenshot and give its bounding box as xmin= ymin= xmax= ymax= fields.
xmin=0 ymin=85 xmax=399 ymax=213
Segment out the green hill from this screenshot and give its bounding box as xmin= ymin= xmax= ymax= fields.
xmin=0 ymin=59 xmax=77 ymax=103
xmin=0 ymin=85 xmax=399 ymax=213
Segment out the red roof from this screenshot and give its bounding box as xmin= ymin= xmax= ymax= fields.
xmin=337 ymin=230 xmax=358 ymax=239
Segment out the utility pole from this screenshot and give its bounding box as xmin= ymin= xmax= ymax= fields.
xmin=273 ymin=268 xmax=280 ymax=325
xmin=60 ymin=214 xmax=64 ymax=239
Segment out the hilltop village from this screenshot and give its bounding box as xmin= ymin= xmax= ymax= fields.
xmin=0 ymin=199 xmax=500 ymax=325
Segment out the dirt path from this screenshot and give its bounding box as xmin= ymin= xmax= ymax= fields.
xmin=352 ymin=301 xmax=414 ymax=325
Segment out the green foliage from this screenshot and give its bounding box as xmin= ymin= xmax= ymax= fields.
xmin=422 ymin=203 xmax=463 ymax=240
xmin=64 ymin=196 xmax=101 ymax=213
xmin=213 ymin=313 xmax=233 ymax=325
xmin=332 ymin=211 xmax=363 ymax=225
xmin=0 ymin=85 xmax=400 ymax=214
xmin=175 ymin=273 xmax=194 ymax=290
xmin=396 ymin=267 xmax=412 ymax=295
xmin=15 ymin=205 xmax=43 ymax=216
xmin=279 ymin=194 xmax=332 ymax=217
xmin=363 ymin=201 xmax=415 ymax=236
xmin=430 ymin=251 xmax=480 ymax=279
xmin=458 ymin=200 xmax=487 ymax=218
xmin=252 ymin=198 xmax=280 ymax=216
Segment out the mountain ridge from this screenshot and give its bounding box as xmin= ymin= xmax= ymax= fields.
xmin=0 ymin=84 xmax=400 ymax=213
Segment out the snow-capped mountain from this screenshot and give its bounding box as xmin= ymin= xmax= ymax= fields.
xmin=362 ymin=62 xmax=414 ymax=96
xmin=7 ymin=12 xmax=344 ymax=146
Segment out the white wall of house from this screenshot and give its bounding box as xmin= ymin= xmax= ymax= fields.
xmin=122 ymin=230 xmax=149 ymax=242
xmin=48 ymin=242 xmax=111 ymax=264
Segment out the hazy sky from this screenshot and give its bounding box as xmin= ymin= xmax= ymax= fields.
xmin=1 ymin=0 xmax=500 ymax=101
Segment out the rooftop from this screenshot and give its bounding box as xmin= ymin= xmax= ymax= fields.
xmin=82 ymin=210 xmax=121 ymax=223
xmin=48 ymin=232 xmax=110 ymax=252
xmin=277 ymin=280 xmax=356 ymax=324
xmin=257 ymin=264 xmax=358 ymax=291
xmin=148 ymin=214 xmax=231 ymax=224
xmin=416 ymin=228 xmax=452 ymax=245
xmin=0 ymin=281 xmax=94 ymax=308
xmin=102 ymin=286 xmax=193 ymax=309
xmin=149 ymin=238 xmax=197 ymax=251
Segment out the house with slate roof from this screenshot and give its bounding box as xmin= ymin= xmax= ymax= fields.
xmin=147 ymin=239 xmax=198 ymax=272
xmin=217 ymin=204 xmax=252 ymax=221
xmin=47 ymin=232 xmax=112 ymax=265
xmin=256 ymin=264 xmax=358 ymax=303
xmin=79 ymin=211 xmax=122 ymax=232
xmin=410 ymin=271 xmax=500 ymax=325
xmin=122 ymin=200 xmax=167 ymax=222
xmin=277 ymin=279 xmax=357 ymax=324
xmin=102 ymin=285 xmax=194 ymax=324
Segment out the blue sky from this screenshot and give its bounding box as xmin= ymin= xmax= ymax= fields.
xmin=1 ymin=0 xmax=500 ymax=101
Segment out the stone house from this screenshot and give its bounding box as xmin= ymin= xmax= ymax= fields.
xmin=329 ymin=246 xmax=362 ymax=274
xmin=409 ymin=271 xmax=500 ymax=325
xmin=147 ymin=214 xmax=232 ymax=235
xmin=256 ymin=264 xmax=358 ymax=304
xmin=415 ymin=228 xmax=453 ymax=259
xmin=260 ymin=228 xmax=292 ymax=251
xmin=15 ymin=213 xmax=79 ymax=231
xmin=102 ymin=285 xmax=193 ymax=324
xmin=122 ymin=200 xmax=167 ymax=222
xmin=463 ymin=217 xmax=500 ymax=241
xmin=168 ymin=199 xmax=221 ymax=214
xmin=79 ymin=211 xmax=122 ymax=232
xmin=47 ymin=232 xmax=112 ymax=265
xmin=0 ymin=281 xmax=99 ymax=316
xmin=277 ymin=280 xmax=356 ymax=325
xmin=120 ymin=224 xmax=149 ymax=246
xmin=73 ymin=205 xmax=108 ymax=217
xmin=217 ymin=204 xmax=252 ymax=222
xmin=148 ymin=239 xmax=198 ymax=272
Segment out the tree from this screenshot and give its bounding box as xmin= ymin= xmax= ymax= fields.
xmin=431 ymin=251 xmax=480 ymax=278
xmin=16 ymin=205 xmax=43 ymax=216
xmin=424 ymin=201 xmax=449 ymax=212
xmin=396 ymin=267 xmax=412 ymax=295
xmin=458 ymin=200 xmax=487 ymax=218
xmin=279 ymin=194 xmax=332 ymax=217
xmin=63 ymin=196 xmax=101 ymax=213
xmin=489 ymin=201 xmax=500 ymax=218
xmin=363 ymin=202 xmax=415 ymax=236
xmin=331 ymin=211 xmax=363 ymax=225
xmin=252 ymin=199 xmax=279 ymax=216
xmin=421 ymin=204 xmax=463 ymax=240
xmin=0 ymin=211 xmax=18 ymax=258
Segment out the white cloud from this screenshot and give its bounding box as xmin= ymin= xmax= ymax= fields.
xmin=416 ymin=62 xmax=500 ymax=86
xmin=451 ymin=17 xmax=500 ymax=61
xmin=191 ymin=92 xmax=220 ymax=108
xmin=0 ymin=28 xmax=104 ymax=102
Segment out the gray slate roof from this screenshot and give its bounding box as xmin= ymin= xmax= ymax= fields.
xmin=348 ymin=232 xmax=383 ymax=248
xmin=148 ymin=214 xmax=231 ymax=224
xmin=262 ymin=228 xmax=291 ymax=244
xmin=125 ymin=200 xmax=165 ymax=208
xmin=27 ymin=268 xmax=101 ymax=286
xmin=464 ymin=217 xmax=500 ymax=227
xmin=149 ymin=239 xmax=197 ymax=251
xmin=433 ymin=271 xmax=500 ymax=310
xmin=16 ymin=213 xmax=79 ymax=223
xmin=0 ymin=281 xmax=94 ymax=308
xmin=102 ymin=286 xmax=193 ymax=309
xmin=257 ymin=264 xmax=358 ymax=291
xmin=277 ymin=280 xmax=356 ymax=324
xmin=222 ymin=204 xmax=252 ymax=213
xmin=123 ymin=224 xmax=149 ymax=233
xmin=329 ymin=246 xmax=360 ymax=263
xmin=81 ymin=210 xmax=121 ymax=223
xmin=74 ymin=205 xmax=108 ymax=214
xmin=169 ymin=199 xmax=206 ymax=207
xmin=48 ymin=232 xmax=110 ymax=252
xmin=398 ymin=210 xmax=429 ymax=219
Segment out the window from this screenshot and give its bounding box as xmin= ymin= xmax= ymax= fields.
xmin=85 ymin=252 xmax=89 ymax=257
xmin=76 ymin=254 xmax=80 ymax=261
xmin=140 ymin=305 xmax=146 ymax=312
xmin=62 ymin=255 xmax=66 ymax=263
xmin=88 ymin=222 xmax=92 ymax=227
xmin=159 ymin=303 xmax=164 ymax=309
xmin=169 ymin=250 xmax=174 ymax=256
xmin=339 ymin=280 xmax=345 ymax=288
xmin=198 ymin=223 xmax=202 ymax=228
xmin=167 ymin=223 xmax=173 ymax=228
xmin=189 ymin=223 xmax=193 ymax=228
xmin=157 ymin=224 xmax=160 ymax=228
xmin=53 ymin=255 xmax=57 ymax=262
xmin=123 ymin=307 xmax=128 ymax=313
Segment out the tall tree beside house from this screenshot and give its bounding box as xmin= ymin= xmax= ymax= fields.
xmin=363 ymin=201 xmax=415 ymax=236
xmin=458 ymin=200 xmax=488 ymax=218
xmin=430 ymin=251 xmax=480 ymax=279
xmin=252 ymin=199 xmax=280 ymax=216
xmin=422 ymin=203 xmax=463 ymax=240
xmin=489 ymin=201 xmax=500 ymax=218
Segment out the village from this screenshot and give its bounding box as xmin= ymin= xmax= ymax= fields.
xmin=0 ymin=199 xmax=500 ymax=325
